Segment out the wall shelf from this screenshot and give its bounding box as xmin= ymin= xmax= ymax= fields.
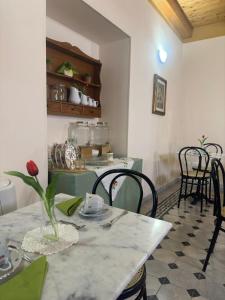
xmin=46 ymin=37 xmax=102 ymax=118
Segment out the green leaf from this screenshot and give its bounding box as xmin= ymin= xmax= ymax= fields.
xmin=46 ymin=175 xmax=59 ymax=207
xmin=5 ymin=171 xmax=44 ymax=198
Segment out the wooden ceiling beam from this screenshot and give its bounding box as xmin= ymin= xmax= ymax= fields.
xmin=148 ymin=0 xmax=193 ymax=40
xmin=183 ymin=21 xmax=225 ymax=43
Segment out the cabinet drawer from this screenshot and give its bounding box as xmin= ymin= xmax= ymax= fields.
xmin=61 ymin=103 xmax=82 ymax=116
xmin=83 ymin=106 xmax=101 ymax=118
xmin=47 ymin=101 xmax=61 ymax=114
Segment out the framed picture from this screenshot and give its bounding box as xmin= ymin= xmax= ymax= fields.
xmin=152 ymin=74 xmax=167 ymax=116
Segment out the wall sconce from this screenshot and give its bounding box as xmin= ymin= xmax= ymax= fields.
xmin=158 ymin=47 xmax=168 ymax=63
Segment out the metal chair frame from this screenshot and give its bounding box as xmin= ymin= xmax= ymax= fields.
xmin=92 ymin=168 xmax=158 ymax=217
xmin=178 ymin=146 xmax=210 ymax=212
xmin=203 ymin=143 xmax=223 ymax=206
xmin=203 ymin=158 xmax=225 ymax=272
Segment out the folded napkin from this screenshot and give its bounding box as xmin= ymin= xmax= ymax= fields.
xmin=56 ymin=196 xmax=83 ymax=216
xmin=0 ymin=256 xmax=48 ymax=300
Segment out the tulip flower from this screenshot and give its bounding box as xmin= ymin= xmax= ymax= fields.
xmin=26 ymin=160 xmax=39 ymax=176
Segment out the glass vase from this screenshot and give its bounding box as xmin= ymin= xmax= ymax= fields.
xmin=40 ymin=199 xmax=59 ymax=241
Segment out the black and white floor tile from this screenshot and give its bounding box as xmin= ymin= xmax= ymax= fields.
xmin=145 ymin=196 xmax=225 ymax=300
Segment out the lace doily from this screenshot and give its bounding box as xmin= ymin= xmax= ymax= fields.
xmin=22 ymin=224 xmax=79 ymax=255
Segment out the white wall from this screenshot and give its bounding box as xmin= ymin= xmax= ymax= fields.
xmin=182 ymin=36 xmax=225 ymax=150
xmin=46 ymin=17 xmax=100 ymax=145
xmin=0 ymin=0 xmax=46 ymax=207
xmin=83 ymin=0 xmax=183 ymax=187
xmin=100 ymin=38 xmax=130 ymax=157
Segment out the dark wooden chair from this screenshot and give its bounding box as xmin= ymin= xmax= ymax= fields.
xmin=92 ymin=168 xmax=158 ymax=300
xmin=178 ymin=146 xmax=210 ymax=212
xmin=202 ymin=158 xmax=225 ymax=272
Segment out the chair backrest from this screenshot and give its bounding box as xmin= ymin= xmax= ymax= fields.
xmin=178 ymin=146 xmax=210 ymax=178
xmin=91 ymin=169 xmax=158 ymax=217
xmin=211 ymin=158 xmax=225 ymax=218
xmin=203 ymin=143 xmax=223 ymax=158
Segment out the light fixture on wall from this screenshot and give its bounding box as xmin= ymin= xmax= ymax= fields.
xmin=158 ymin=47 xmax=168 ymax=64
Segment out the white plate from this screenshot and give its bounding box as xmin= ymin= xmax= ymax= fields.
xmin=79 ymin=204 xmax=109 ymax=218
xmin=0 ymin=247 xmax=23 ymax=283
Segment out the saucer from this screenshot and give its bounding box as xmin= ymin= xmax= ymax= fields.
xmin=79 ymin=204 xmax=109 ymax=218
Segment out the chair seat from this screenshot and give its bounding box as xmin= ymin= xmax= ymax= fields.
xmin=125 ymin=265 xmax=145 ymax=289
xmin=183 ymin=171 xmax=210 ymax=178
xmin=117 ymin=265 xmax=145 ymax=299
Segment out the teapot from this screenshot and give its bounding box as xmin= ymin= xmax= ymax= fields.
xmin=69 ymin=86 xmax=81 ymax=105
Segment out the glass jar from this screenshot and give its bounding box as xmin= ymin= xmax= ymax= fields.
xmin=51 ymin=83 xmax=67 ymax=101
xmin=94 ymin=122 xmax=109 ymax=145
xmin=68 ymin=122 xmax=90 ymax=146
xmin=89 ymin=124 xmax=96 ymax=146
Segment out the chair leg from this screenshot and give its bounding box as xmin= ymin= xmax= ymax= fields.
xmin=205 ymin=179 xmax=208 ymax=205
xmin=202 ymin=218 xmax=222 ymax=272
xmin=142 ymin=285 xmax=147 ymax=300
xmin=190 ymin=178 xmax=194 ymax=195
xmin=178 ymin=179 xmax=184 ymax=208
xmin=200 ymin=180 xmax=204 ymax=213
xmin=184 ymin=178 xmax=188 ymax=199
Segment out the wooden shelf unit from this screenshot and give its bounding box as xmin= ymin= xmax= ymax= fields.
xmin=46 ymin=37 xmax=102 ymax=118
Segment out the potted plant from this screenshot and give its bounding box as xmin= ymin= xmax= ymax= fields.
xmin=198 ymin=134 xmax=208 ymax=147
xmin=57 ymin=61 xmax=79 ymax=78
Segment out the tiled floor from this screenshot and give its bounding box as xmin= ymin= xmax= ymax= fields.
xmin=145 ymin=190 xmax=225 ymax=300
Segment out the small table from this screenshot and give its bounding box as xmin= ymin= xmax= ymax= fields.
xmin=49 ymin=158 xmax=143 ymax=212
xmin=0 ymin=193 xmax=172 ymax=300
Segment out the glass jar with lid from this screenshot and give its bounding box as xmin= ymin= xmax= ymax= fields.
xmin=94 ymin=122 xmax=109 ymax=145
xmin=68 ymin=122 xmax=90 ymax=146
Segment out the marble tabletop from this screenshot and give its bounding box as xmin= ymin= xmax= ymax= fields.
xmin=0 ymin=193 xmax=172 ymax=300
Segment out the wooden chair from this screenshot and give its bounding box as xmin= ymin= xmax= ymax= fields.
xmin=92 ymin=169 xmax=158 ymax=300
xmin=202 ymin=158 xmax=225 ymax=272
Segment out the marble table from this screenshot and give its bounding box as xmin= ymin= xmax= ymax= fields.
xmin=0 ymin=193 xmax=172 ymax=300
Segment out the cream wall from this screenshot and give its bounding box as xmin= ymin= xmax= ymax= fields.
xmin=0 ymin=0 xmax=46 ymax=207
xmin=46 ymin=17 xmax=100 ymax=146
xmin=83 ymin=0 xmax=183 ymax=187
xmin=100 ymin=38 xmax=130 ymax=157
xmin=182 ymin=36 xmax=225 ymax=150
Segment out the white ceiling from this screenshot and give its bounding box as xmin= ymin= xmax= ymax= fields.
xmin=46 ymin=0 xmax=129 ymax=45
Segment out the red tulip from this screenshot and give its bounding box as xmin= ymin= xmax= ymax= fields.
xmin=26 ymin=160 xmax=39 ymax=176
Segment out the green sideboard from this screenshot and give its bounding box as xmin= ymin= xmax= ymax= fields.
xmin=49 ymin=158 xmax=143 ymax=212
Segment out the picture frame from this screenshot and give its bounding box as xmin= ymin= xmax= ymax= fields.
xmin=152 ymin=74 xmax=167 ymax=116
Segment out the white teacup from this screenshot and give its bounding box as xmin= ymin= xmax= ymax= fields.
xmin=83 ymin=193 xmax=104 ymax=214
xmin=0 ymin=238 xmax=12 ymax=272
